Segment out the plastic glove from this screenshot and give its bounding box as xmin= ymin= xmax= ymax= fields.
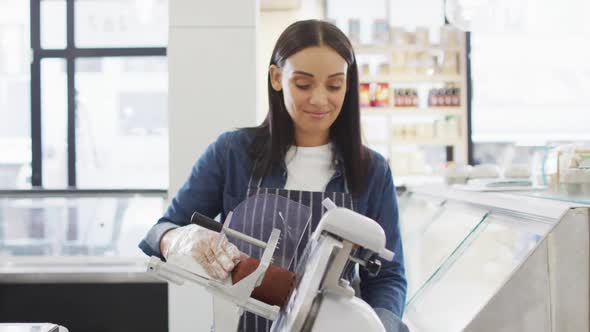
xmin=163 ymin=224 xmax=242 ymax=280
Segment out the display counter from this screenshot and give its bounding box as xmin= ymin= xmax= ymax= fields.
xmin=0 ymin=195 xmax=167 ymax=331
xmin=399 ymin=186 xmax=590 ymax=332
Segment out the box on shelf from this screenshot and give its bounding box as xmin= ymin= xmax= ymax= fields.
xmin=373 ymin=82 xmax=390 ymax=107
xmin=440 ymin=25 xmax=461 ymax=48
xmin=360 ymin=83 xmax=371 ymax=107
xmin=441 ymin=50 xmax=460 ymax=75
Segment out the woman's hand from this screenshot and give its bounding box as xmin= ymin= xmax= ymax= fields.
xmin=161 ymin=224 xmax=242 ymax=279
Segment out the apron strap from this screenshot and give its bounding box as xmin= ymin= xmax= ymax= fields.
xmin=246 ymin=159 xmax=263 ymax=197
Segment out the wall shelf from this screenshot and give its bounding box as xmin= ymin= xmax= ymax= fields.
xmin=353 ymin=44 xmax=462 ymax=54
xmin=361 ymin=107 xmax=463 ymax=117
xmin=355 ymin=27 xmax=468 ymax=167
xmin=360 ymin=74 xmax=463 ymax=83
xmin=368 ymin=138 xmax=463 ymax=146
xmin=393 ymin=139 xmax=463 ymax=146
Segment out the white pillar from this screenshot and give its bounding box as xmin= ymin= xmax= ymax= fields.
xmin=168 ymin=0 xmax=258 ymax=198
xmin=167 ymin=1 xmax=258 ymax=331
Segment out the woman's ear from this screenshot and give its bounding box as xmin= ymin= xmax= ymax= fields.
xmin=269 ymin=64 xmax=282 ymax=91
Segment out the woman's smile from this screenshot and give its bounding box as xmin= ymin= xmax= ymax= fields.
xmin=302 ymin=110 xmax=331 ymax=119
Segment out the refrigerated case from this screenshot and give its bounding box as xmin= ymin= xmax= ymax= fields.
xmin=398 ymin=186 xmax=590 ymax=332
xmin=0 ymin=194 xmax=168 ymax=331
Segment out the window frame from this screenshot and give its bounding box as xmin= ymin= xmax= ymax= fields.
xmin=28 ymin=0 xmax=167 ymax=191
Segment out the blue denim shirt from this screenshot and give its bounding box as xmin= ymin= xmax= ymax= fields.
xmin=139 ymin=129 xmax=407 ymax=318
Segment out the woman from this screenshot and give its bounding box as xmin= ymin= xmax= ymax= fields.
xmin=140 ymin=19 xmax=407 ymax=332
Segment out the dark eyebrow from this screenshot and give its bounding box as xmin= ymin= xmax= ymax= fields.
xmin=328 ymin=72 xmax=345 ymax=78
xmin=293 ymin=70 xmax=345 ymax=78
xmin=293 ymin=70 xmax=314 ymax=77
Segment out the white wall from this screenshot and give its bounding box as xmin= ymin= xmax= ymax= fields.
xmin=168 ymin=0 xmax=258 ymax=198
xmin=167 ymin=1 xmax=258 ymax=331
xmin=256 ymin=0 xmax=324 ymax=122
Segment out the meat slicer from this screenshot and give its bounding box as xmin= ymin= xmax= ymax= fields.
xmin=147 ymin=194 xmax=394 ymax=331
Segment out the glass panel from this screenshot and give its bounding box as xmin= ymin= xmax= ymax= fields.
xmin=402 ymin=201 xmax=488 ymax=301
xmin=41 ymin=59 xmax=68 ymax=188
xmin=41 ymin=0 xmax=67 ymax=49
xmin=75 ymin=57 xmax=168 ymax=189
xmin=515 ymin=190 xmax=590 ymax=206
xmin=398 ymin=192 xmax=445 ymax=240
xmin=0 ymin=0 xmax=31 ymax=189
xmin=0 ymin=196 xmax=165 ymax=257
xmin=404 ymin=213 xmax=551 ymax=332
xmin=75 ymin=0 xmax=168 ymax=48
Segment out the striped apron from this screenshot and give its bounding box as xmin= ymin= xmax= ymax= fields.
xmin=231 ymin=173 xmax=355 ymax=332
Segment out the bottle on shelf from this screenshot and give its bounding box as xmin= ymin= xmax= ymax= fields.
xmin=443 ymin=87 xmax=452 ymax=106
xmin=427 ymin=84 xmax=461 ymax=107
xmin=412 ymin=89 xmax=419 ymax=106
xmin=454 ymin=86 xmax=460 ymax=106
xmin=394 ymin=88 xmax=419 ymax=107
xmin=428 ymin=89 xmax=438 ymax=107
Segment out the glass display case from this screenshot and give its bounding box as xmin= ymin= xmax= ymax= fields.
xmin=399 ymin=186 xmax=590 ymax=332
xmin=0 ymin=194 xmax=168 ymax=332
xmin=0 ymin=194 xmax=164 ymax=279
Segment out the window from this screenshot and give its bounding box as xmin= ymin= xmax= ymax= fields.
xmin=75 ymin=0 xmax=168 ymax=48
xmin=0 ymin=0 xmax=31 ymax=189
xmin=471 ymin=0 xmax=590 ymax=166
xmin=75 ymin=57 xmax=168 ymax=188
xmin=1 ymin=0 xmax=168 ymax=190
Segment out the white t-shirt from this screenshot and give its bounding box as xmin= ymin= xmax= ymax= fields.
xmin=284 ymin=143 xmax=336 ymax=192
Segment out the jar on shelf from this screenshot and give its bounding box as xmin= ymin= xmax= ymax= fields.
xmin=390 ymin=26 xmax=408 ymax=46
xmin=446 ymin=116 xmax=460 ymax=138
xmin=416 ymin=123 xmax=434 ymax=139
xmin=416 ymin=51 xmax=432 ymax=75
xmin=440 ymin=25 xmax=460 ymax=48
xmin=391 ymin=50 xmax=407 ymax=74
xmin=360 ymin=63 xmax=371 ymax=77
xmin=348 ymin=18 xmax=361 ymax=45
xmin=392 ymin=125 xmax=403 ymax=139
xmin=405 ymin=124 xmax=417 ymax=139
xmin=406 ymin=51 xmax=420 ymax=75
xmin=423 ymin=55 xmax=438 ymax=76
xmin=415 ymin=27 xmax=430 ymax=48
xmin=440 ymin=50 xmax=459 ymax=75
xmin=372 ymin=19 xmax=390 ymax=45
xmin=377 ymin=63 xmax=390 ymax=76
xmin=435 ymin=119 xmax=447 ymax=139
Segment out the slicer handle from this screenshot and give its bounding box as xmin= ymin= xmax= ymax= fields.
xmin=191 ymin=211 xmax=222 ymax=233
xmin=366 ymin=258 xmax=382 ymax=277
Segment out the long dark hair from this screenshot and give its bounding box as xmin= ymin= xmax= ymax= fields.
xmin=248 ymin=19 xmax=371 ymax=194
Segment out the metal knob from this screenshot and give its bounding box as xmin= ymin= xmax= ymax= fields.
xmin=366 ymin=258 xmax=382 ymax=277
